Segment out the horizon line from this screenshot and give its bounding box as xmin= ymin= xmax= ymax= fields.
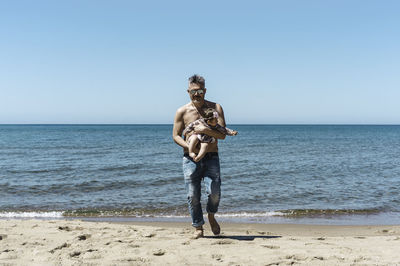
xmin=1 ymin=123 xmax=400 ymax=126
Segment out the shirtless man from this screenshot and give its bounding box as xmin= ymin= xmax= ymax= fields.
xmin=173 ymin=74 xmax=226 ymax=239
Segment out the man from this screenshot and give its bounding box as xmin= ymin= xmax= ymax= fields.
xmin=173 ymin=74 xmax=227 ymax=239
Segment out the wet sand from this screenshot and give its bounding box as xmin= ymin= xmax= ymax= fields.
xmin=1 ymin=219 xmax=400 ymax=265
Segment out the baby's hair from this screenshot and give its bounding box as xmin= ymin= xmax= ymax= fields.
xmin=203 ymin=108 xmax=216 ymax=120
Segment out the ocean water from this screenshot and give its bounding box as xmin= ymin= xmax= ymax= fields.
xmin=1 ymin=124 xmax=400 ymax=225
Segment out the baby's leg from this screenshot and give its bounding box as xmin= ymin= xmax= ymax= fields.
xmin=188 ymin=134 xmax=199 ymax=159
xmin=194 ymin=142 xmax=210 ymax=162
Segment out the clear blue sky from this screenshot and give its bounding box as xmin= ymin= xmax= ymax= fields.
xmin=1 ymin=0 xmax=399 ymax=124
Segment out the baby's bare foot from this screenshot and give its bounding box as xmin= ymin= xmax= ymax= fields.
xmin=193 ymin=156 xmax=201 ymax=162
xmin=189 ymin=152 xmax=197 ymax=159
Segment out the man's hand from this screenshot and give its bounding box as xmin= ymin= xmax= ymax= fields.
xmin=193 ymin=124 xmax=226 ymax=140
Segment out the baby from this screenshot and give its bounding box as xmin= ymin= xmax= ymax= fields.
xmin=183 ymin=108 xmax=237 ymax=162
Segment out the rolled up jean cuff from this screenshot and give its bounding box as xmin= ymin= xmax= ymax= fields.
xmin=192 ymin=219 xmax=205 ymax=228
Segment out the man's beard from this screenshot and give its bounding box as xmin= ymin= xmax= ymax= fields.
xmin=192 ymin=97 xmax=202 ymax=102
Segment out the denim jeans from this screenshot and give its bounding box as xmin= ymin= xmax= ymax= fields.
xmin=182 ymin=152 xmax=221 ymax=227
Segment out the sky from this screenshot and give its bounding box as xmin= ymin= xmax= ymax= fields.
xmin=1 ymin=0 xmax=399 ymax=124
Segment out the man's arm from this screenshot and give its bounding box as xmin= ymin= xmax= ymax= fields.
xmin=194 ymin=103 xmax=227 ymax=140
xmin=172 ymin=107 xmax=189 ymax=149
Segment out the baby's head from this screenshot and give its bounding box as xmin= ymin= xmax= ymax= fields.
xmin=203 ymin=108 xmax=218 ymax=127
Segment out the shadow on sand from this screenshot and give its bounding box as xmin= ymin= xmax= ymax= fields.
xmin=204 ymin=235 xmax=281 ymax=241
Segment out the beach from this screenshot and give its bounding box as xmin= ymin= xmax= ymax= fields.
xmin=1 ymin=219 xmax=400 ymax=265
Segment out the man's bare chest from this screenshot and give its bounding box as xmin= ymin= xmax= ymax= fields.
xmin=183 ymin=102 xmax=216 ymax=127
xmin=183 ymin=110 xmax=201 ymax=127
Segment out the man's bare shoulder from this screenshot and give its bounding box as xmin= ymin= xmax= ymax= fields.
xmin=204 ymin=100 xmax=223 ymax=109
xmin=176 ymin=103 xmax=192 ymax=115
xmin=204 ymin=100 xmax=215 ymax=107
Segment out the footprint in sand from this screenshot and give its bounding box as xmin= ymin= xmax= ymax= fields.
xmin=0 ymin=250 xmax=17 ymax=260
xmin=333 ymin=255 xmax=346 ymax=261
xmin=152 ymin=249 xmax=165 ymax=256
xmin=77 ymin=234 xmax=91 ymax=241
xmin=211 ymin=239 xmax=234 ymax=245
xmin=0 ymin=235 xmax=6 ymax=240
xmin=49 ymin=243 xmax=71 ymax=253
xmin=353 ymin=256 xmax=370 ymax=263
xmin=211 ymin=254 xmax=223 ymax=261
xmin=144 ymin=232 xmax=156 ymax=238
xmin=261 ymin=245 xmax=280 ymax=249
xmin=285 ymin=254 xmax=308 ymax=261
xmin=58 ymin=226 xmax=72 ymax=232
xmin=82 ymin=252 xmax=102 ymax=260
xmin=125 ymin=257 xmax=148 ymax=262
xmin=265 ymin=262 xmax=285 ymax=266
xmin=69 ymin=251 xmax=81 ymax=257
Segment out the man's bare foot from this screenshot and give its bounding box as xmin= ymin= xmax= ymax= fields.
xmin=189 ymin=152 xmax=197 ymax=159
xmin=208 ymin=213 xmax=220 ymax=235
xmin=192 ymin=226 xmax=204 ymax=239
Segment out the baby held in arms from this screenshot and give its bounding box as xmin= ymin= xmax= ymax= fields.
xmin=183 ymin=108 xmax=238 ymax=162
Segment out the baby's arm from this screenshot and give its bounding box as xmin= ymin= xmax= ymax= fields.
xmin=215 ymin=124 xmax=238 ymax=136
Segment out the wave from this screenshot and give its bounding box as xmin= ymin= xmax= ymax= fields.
xmin=0 ymin=211 xmax=64 ymax=218
xmin=0 ymin=208 xmax=388 ymax=219
xmin=279 ymin=208 xmax=383 ymax=217
xmin=7 ymin=167 xmax=74 ymax=174
xmin=98 ymin=164 xmax=143 ymax=172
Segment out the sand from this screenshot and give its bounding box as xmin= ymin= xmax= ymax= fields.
xmin=1 ymin=219 xmax=400 ymax=265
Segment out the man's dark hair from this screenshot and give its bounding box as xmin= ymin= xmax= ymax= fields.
xmin=188 ymin=74 xmax=205 ymax=87
xmin=203 ymin=108 xmax=216 ymax=120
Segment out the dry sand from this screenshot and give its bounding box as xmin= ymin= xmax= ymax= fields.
xmin=1 ymin=219 xmax=400 ymax=265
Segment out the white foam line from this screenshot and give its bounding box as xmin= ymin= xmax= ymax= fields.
xmin=0 ymin=211 xmax=286 ymax=219
xmin=213 ymin=211 xmax=286 ymax=217
xmin=140 ymin=211 xmax=286 ymax=218
xmin=0 ymin=212 xmax=64 ymax=218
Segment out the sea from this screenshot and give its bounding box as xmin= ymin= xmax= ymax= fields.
xmin=1 ymin=124 xmax=400 ymax=225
